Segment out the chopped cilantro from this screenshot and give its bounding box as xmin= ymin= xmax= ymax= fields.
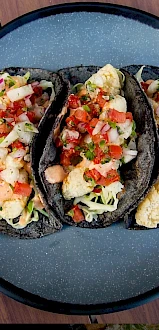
xmin=101 ymin=158 xmax=111 ymax=164
xmin=0 ymin=207 xmax=2 ymax=211
xmin=85 ymin=150 xmax=95 ymax=160
xmin=108 ymin=121 xmax=117 ymax=129
xmin=75 ymin=145 xmax=83 ymax=151
xmin=80 ymin=95 xmax=90 ymax=102
xmin=117 ymin=126 xmax=124 ymax=135
xmin=86 ymin=81 xmax=97 ymax=92
xmin=0 ymin=90 xmax=5 ymax=97
xmin=87 ymin=141 xmax=95 ymax=152
xmin=83 ymin=174 xmax=95 ymax=185
xmin=122 ymin=141 xmax=128 ymax=148
xmin=109 ymin=95 xmax=115 ymax=100
xmin=99 ymin=140 xmax=106 ymax=148
xmin=120 ymin=157 xmax=125 ymax=164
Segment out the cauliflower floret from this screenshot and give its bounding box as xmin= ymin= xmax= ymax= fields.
xmin=135 ymin=181 xmax=159 ymax=228
xmin=62 ymin=167 xmax=94 ymax=200
xmin=85 ymin=64 xmax=121 ymax=96
xmin=0 ymin=197 xmax=27 ymax=220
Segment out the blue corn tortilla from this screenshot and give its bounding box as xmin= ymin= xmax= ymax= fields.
xmin=37 ymin=65 xmax=158 ymax=229
xmin=0 ymin=67 xmax=69 ymax=238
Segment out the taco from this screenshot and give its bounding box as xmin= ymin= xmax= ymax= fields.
xmin=120 ymin=65 xmax=159 ymax=229
xmin=0 ymin=67 xmax=69 ymax=238
xmin=37 ymin=64 xmax=157 ymax=229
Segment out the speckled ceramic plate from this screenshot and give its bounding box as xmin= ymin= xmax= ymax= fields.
xmin=0 ymin=3 xmax=159 ymax=315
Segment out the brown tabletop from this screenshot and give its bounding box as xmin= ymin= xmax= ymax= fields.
xmin=0 ymin=0 xmax=159 ymax=324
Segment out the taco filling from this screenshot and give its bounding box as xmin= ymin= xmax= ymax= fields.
xmin=0 ymin=70 xmax=55 ymax=229
xmin=45 ymin=64 xmax=138 ymax=223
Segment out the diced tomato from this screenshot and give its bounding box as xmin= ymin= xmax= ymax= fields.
xmin=14 ymin=182 xmax=32 ymax=197
xmin=109 ymin=145 xmax=123 ymax=159
xmin=55 ymin=137 xmax=63 ymax=148
xmin=68 ymin=94 xmax=80 ymax=109
xmin=93 ymin=187 xmax=102 ymax=193
xmin=72 ymin=205 xmax=85 ymax=223
xmin=65 ymin=115 xmax=79 ymax=127
xmin=0 ymin=110 xmax=6 ymax=118
xmin=140 ymin=81 xmax=149 ymax=92
xmin=92 ymin=132 xmax=108 ymax=144
xmin=12 ymin=100 xmax=26 ymax=112
xmin=89 ymin=118 xmax=99 ymax=128
xmin=0 ymin=133 xmax=7 ymax=138
xmin=108 ymin=109 xmax=126 ymax=123
xmin=11 ymin=140 xmax=25 ymax=150
xmin=33 ymin=86 xmax=43 ymax=97
xmin=74 ymin=109 xmax=88 ymax=122
xmin=126 ymin=112 xmax=133 ymax=121
xmin=97 ymin=169 xmax=120 ymax=186
xmin=0 ymin=123 xmax=12 ymax=134
xmin=60 ymin=149 xmax=75 ymax=167
xmin=85 ymin=168 xmax=101 ymax=182
xmin=94 ymin=145 xmax=106 ymax=164
xmin=16 ymin=109 xmax=24 ymax=117
xmin=26 ymin=111 xmax=35 ymax=123
xmin=96 ymin=91 xmax=106 ymax=108
xmin=88 ymin=103 xmax=100 ymax=117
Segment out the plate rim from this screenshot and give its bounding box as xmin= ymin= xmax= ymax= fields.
xmin=0 ymin=1 xmax=159 ymax=315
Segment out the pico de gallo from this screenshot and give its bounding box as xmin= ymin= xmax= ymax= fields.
xmin=135 ymin=65 xmax=159 ymax=126
xmin=46 ymin=64 xmax=138 ymax=224
xmin=0 ymin=70 xmax=55 ymax=228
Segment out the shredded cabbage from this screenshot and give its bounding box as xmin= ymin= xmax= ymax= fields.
xmin=39 ymin=80 xmax=55 ymax=101
xmin=134 ymin=65 xmax=145 ymax=83
xmin=74 ymin=181 xmax=124 ymax=222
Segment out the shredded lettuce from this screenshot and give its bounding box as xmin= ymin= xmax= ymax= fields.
xmin=116 ymin=69 xmax=125 ymax=88
xmin=74 ymin=181 xmax=124 ymax=222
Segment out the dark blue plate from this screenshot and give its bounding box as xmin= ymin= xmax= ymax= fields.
xmin=0 ymin=3 xmax=159 ymax=315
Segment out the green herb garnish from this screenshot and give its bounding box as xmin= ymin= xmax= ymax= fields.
xmin=83 ymin=105 xmax=91 ymax=112
xmin=0 ymin=207 xmax=3 ymax=211
xmin=101 ymin=158 xmax=111 ymax=164
xmin=0 ymin=90 xmax=5 ymax=97
xmin=109 ymin=95 xmax=115 ymax=100
xmin=86 ymin=81 xmax=97 ymax=92
xmin=108 ymin=121 xmax=117 ymax=129
xmin=85 ymin=150 xmax=95 ymax=160
xmin=99 ymin=140 xmax=106 ymax=148
xmin=27 ymin=200 xmax=34 ymax=214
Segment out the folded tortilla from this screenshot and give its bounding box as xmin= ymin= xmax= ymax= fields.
xmin=37 ymin=65 xmax=158 ymax=229
xmin=0 ymin=67 xmax=69 ymax=238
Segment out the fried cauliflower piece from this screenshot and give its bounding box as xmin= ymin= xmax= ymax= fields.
xmin=62 ymin=167 xmax=94 ymax=200
xmin=135 ymin=181 xmax=159 ymax=228
xmin=85 ymin=64 xmax=121 ymax=96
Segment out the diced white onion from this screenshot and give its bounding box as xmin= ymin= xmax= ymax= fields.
xmin=11 ymin=148 xmax=26 ymax=159
xmin=123 ymin=147 xmax=138 ymax=156
xmin=0 ymin=130 xmax=18 ymax=148
xmin=63 ymin=143 xmax=75 ymax=150
xmin=107 ymin=128 xmax=119 ymax=143
xmin=101 ymin=123 xmax=110 ymax=134
xmin=0 ymin=147 xmax=8 ymax=160
xmin=18 ymin=169 xmax=28 ymax=183
xmin=84 ymin=134 xmax=92 ymax=144
xmin=18 ymin=112 xmax=30 ymax=122
xmin=7 ymin=84 xmax=34 ymax=102
xmin=92 ymin=121 xmax=105 ymax=135
xmin=0 ymin=167 xmax=19 ymax=186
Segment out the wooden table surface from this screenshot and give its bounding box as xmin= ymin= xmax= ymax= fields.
xmin=0 ymin=0 xmax=159 ymax=324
